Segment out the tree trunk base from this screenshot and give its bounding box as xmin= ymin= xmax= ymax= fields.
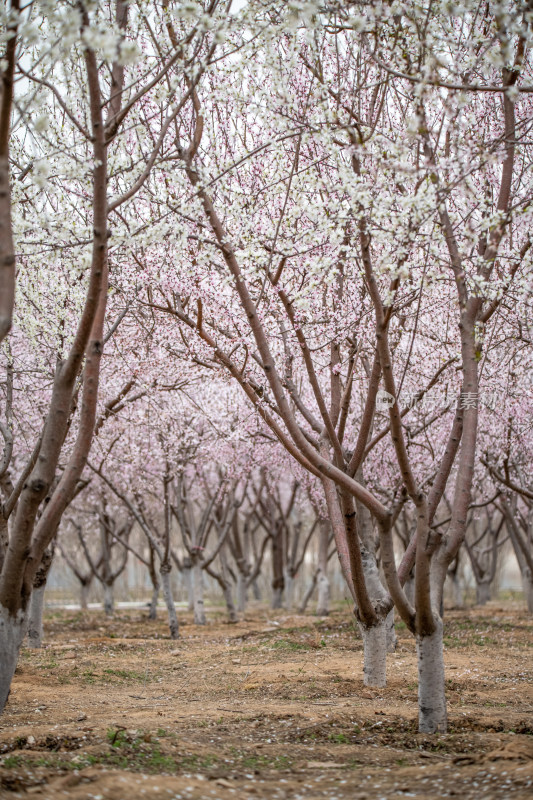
xmin=237 ymin=575 xmax=247 ymax=614
xmin=271 ymin=587 xmax=283 ymax=609
xmin=103 ymin=584 xmax=114 ymax=617
xmin=359 ymin=619 xmax=387 ymax=688
xmin=0 ymin=606 xmax=27 ymax=713
xmin=160 ymin=569 xmax=179 ymax=639
xmin=192 ymin=563 xmax=206 ymax=624
xmin=148 ymin=586 xmax=159 ymax=621
xmin=417 ymin=618 xmax=447 ymax=733
xmin=475 ymin=582 xmax=491 ymax=606
xmin=316 ymin=571 xmax=330 ymax=617
xmin=525 ymin=575 xmax=533 ymax=614
xmin=27 ymin=586 xmax=46 ymax=649
xmin=386 ymin=608 xmax=397 ymax=653
xmin=80 ymin=582 xmax=90 ymax=611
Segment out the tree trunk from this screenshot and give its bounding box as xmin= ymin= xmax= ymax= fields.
xmin=271 ymin=586 xmax=283 ymax=609
xmin=386 ymin=608 xmax=397 ymax=653
xmin=27 ymin=585 xmax=46 ymax=649
xmin=285 ymin=573 xmax=294 ymax=611
xmin=27 ymin=545 xmax=54 ymax=648
xmin=404 ymin=574 xmax=415 ymax=605
xmin=299 ymin=572 xmax=316 ymax=613
xmin=475 ymin=581 xmax=491 ymax=606
xmin=452 ymin=573 xmax=464 ymax=608
xmin=417 ymin=617 xmax=447 ymax=733
xmin=103 ymin=583 xmax=114 ymax=616
xmin=222 ymin=582 xmax=238 ymax=623
xmin=508 ymin=528 xmax=533 ymax=613
xmin=252 ymin=578 xmax=261 ymax=600
xmin=149 ymin=584 xmax=159 ymax=620
xmin=160 ymin=566 xmax=179 ymax=639
xmin=316 ymin=568 xmax=330 ymax=616
xmin=358 ymin=618 xmax=387 ymax=687
xmin=192 ymin=560 xmax=206 ymax=624
xmin=271 ymin=523 xmax=284 ymax=609
xmin=236 ymin=572 xmax=247 ymax=613
xmin=183 ymin=562 xmax=194 ymax=611
xmin=148 ymin=552 xmax=160 ymax=620
xmin=80 ymin=581 xmax=90 ymax=611
xmin=0 ymin=606 xmax=27 ymax=713
xmin=316 ymin=518 xmax=330 ymax=616
xmin=524 ymin=570 xmax=533 ymax=613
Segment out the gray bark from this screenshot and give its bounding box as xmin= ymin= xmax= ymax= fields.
xmin=236 ymin=572 xmax=247 ymax=613
xmin=316 ymin=518 xmax=330 ymax=616
xmin=452 ymin=573 xmax=465 ymax=608
xmin=271 ymin=586 xmax=283 ymax=609
xmin=192 ymin=560 xmax=206 ymax=624
xmin=222 ymin=583 xmax=238 ymax=623
xmin=475 ymin=581 xmax=491 ymax=606
xmin=524 ymin=571 xmax=533 ymax=614
xmin=316 ymin=568 xmax=330 ymax=616
xmin=508 ymin=527 xmax=533 ymax=613
xmin=149 ymin=584 xmax=159 ymax=620
xmin=285 ymin=574 xmax=294 ymax=611
xmin=183 ymin=564 xmax=194 ymax=612
xmin=0 ymin=605 xmax=27 ymax=713
xmin=103 ymin=583 xmax=114 ymax=616
xmin=160 ymin=567 xmax=179 ymax=639
xmin=80 ymin=581 xmax=90 ymax=610
xmin=298 ymin=572 xmax=317 ymax=613
xmin=359 ymin=619 xmax=387 ymax=687
xmin=417 ymin=616 xmax=447 ymax=733
xmin=27 ymin=585 xmax=46 ymax=649
xmin=404 ymin=574 xmax=415 ymax=606
xmin=385 ymin=608 xmax=397 ymax=653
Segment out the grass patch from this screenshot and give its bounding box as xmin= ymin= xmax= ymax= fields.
xmin=271 ymin=640 xmax=311 ymax=652
xmin=103 ymin=667 xmax=147 ymax=681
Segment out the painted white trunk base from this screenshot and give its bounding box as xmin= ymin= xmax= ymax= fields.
xmin=192 ymin=562 xmax=206 ymax=625
xmin=160 ymin=570 xmax=179 ymax=639
xmin=149 ymin=586 xmax=159 ymax=620
xmin=359 ymin=620 xmax=387 ymax=687
xmin=80 ymin=583 xmax=90 ymax=611
xmin=475 ymin=582 xmax=491 ymax=606
xmin=0 ymin=606 xmax=27 ymax=712
xmin=417 ymin=618 xmax=447 ymax=733
xmin=223 ymin=585 xmax=238 ymax=623
xmin=271 ymin=587 xmax=283 ymax=609
xmin=183 ymin=567 xmax=193 ymax=612
xmin=316 ymin=571 xmax=330 ymax=617
xmin=452 ymin=577 xmax=464 ymax=609
xmin=236 ymin=574 xmax=247 ymax=613
xmin=27 ymin=586 xmax=46 ymax=649
xmin=285 ymin=576 xmax=294 ymax=611
xmin=103 ymin=584 xmax=114 ymax=616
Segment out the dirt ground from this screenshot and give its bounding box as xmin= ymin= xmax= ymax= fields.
xmin=0 ymin=602 xmax=532 ymax=799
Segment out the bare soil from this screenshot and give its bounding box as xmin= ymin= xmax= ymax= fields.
xmin=0 ymin=602 xmax=532 ymax=799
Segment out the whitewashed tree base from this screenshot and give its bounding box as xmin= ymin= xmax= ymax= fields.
xmin=316 ymin=570 xmax=330 ymax=616
xmin=27 ymin=586 xmax=46 ymax=649
xmin=192 ymin=562 xmax=206 ymax=625
xmin=0 ymin=606 xmax=27 ymax=712
xmin=417 ymin=617 xmax=447 ymax=733
xmin=160 ymin=569 xmax=179 ymax=639
xmin=149 ymin=586 xmax=159 ymax=620
xmin=359 ymin=619 xmax=387 ymax=687
xmin=103 ymin=584 xmax=114 ymax=616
